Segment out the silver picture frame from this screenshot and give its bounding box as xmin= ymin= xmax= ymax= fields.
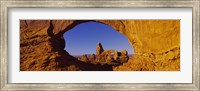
xmin=0 ymin=0 xmax=199 ymax=90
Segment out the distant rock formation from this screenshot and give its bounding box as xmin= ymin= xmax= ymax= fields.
xmin=96 ymin=42 xmax=104 ymax=56
xmin=95 ymin=43 xmax=129 ymax=65
xmin=121 ymin=50 xmax=128 ymax=56
xmin=74 ymin=42 xmax=129 ymax=66
xmin=96 ymin=50 xmax=117 ymax=65
xmin=117 ymin=50 xmax=129 ymax=63
xmin=81 ymin=54 xmax=89 ymax=62
xmin=89 ymin=54 xmax=96 ymax=62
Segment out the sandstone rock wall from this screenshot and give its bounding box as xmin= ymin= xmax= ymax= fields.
xmin=96 ymin=42 xmax=104 ymax=56
xmin=20 ymin=20 xmax=180 ymax=71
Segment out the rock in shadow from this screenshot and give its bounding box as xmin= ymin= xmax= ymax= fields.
xmin=56 ymin=50 xmax=113 ymax=71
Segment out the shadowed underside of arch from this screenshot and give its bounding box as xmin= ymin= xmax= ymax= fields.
xmin=20 ymin=20 xmax=180 ymax=71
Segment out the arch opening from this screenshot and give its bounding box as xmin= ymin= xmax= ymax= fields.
xmin=63 ymin=21 xmax=134 ymax=65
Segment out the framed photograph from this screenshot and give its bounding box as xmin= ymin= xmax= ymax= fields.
xmin=1 ymin=0 xmax=199 ymax=90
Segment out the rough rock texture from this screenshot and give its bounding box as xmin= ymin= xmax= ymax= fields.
xmin=20 ymin=20 xmax=180 ymax=71
xmin=80 ymin=54 xmax=89 ymax=62
xmin=96 ymin=50 xmax=118 ymax=64
xmin=121 ymin=50 xmax=128 ymax=56
xmin=96 ymin=42 xmax=104 ymax=56
xmin=95 ymin=49 xmax=129 ymax=65
xmin=89 ymin=54 xmax=96 ymax=62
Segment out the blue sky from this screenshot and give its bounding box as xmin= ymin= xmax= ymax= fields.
xmin=63 ymin=22 xmax=133 ymax=55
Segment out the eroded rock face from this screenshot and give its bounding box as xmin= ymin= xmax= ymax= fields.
xmin=121 ymin=50 xmax=128 ymax=56
xmin=89 ymin=54 xmax=96 ymax=62
xmin=96 ymin=42 xmax=104 ymax=56
xmin=20 ymin=20 xmax=180 ymax=71
xmin=81 ymin=54 xmax=89 ymax=62
xmin=95 ymin=49 xmax=129 ymax=65
xmin=96 ymin=50 xmax=118 ymax=64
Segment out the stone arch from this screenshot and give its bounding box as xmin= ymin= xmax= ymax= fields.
xmin=50 ymin=20 xmax=132 ymax=53
xmin=62 ymin=21 xmax=133 ymax=56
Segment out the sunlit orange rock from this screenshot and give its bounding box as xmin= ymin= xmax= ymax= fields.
xmin=80 ymin=54 xmax=89 ymax=62
xmin=96 ymin=42 xmax=104 ymax=56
